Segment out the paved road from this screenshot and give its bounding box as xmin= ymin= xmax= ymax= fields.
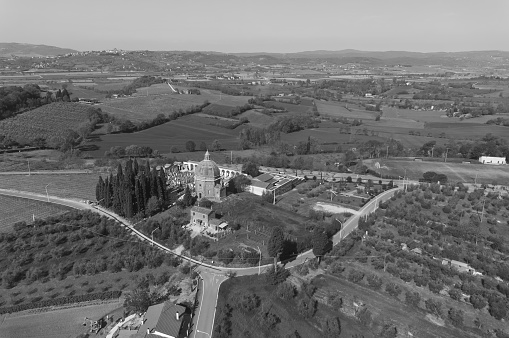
xmin=0 ymin=185 xmax=402 ymax=338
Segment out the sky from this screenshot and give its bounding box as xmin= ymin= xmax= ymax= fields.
xmin=1 ymin=0 xmax=509 ymax=53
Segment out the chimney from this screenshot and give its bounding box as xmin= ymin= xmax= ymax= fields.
xmin=147 ymin=328 xmax=150 ymax=334
xmin=176 ymin=311 xmax=180 ymax=321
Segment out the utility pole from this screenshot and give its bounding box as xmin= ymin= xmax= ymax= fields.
xmin=45 ymin=183 xmax=51 ymax=202
xmin=28 ymin=159 xmax=31 ymax=176
xmin=273 ymin=189 xmax=276 ymax=205
xmin=386 ymin=145 xmax=389 ymax=159
xmin=257 ymin=246 xmax=262 ymax=275
xmin=480 ymin=197 xmax=486 ymax=224
xmin=444 ymin=148 xmax=450 ymax=163
xmin=474 ymin=173 xmax=478 ymax=186
xmin=431 ymin=146 xmax=435 ymax=158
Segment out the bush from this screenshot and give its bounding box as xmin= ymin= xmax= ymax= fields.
xmin=385 ymin=282 xmax=402 ymax=298
xmin=265 ymin=265 xmax=290 ymax=285
xmin=470 ymin=294 xmax=487 ymax=310
xmin=405 ymin=291 xmax=420 ymax=308
xmin=231 ymin=292 xmax=260 ymax=312
xmin=321 ymin=316 xmax=341 ymax=337
xmin=448 ymin=288 xmax=462 ymax=301
xmin=425 ymin=298 xmax=443 ymax=318
xmin=366 ymin=274 xmax=383 ymax=290
xmin=348 ymin=269 xmax=365 ymax=283
xmin=428 ymin=280 xmax=443 ymax=294
xmin=276 ymin=282 xmax=296 ymax=300
xmin=448 ymin=308 xmax=464 ymax=327
xmin=297 ymin=296 xmax=317 ymax=318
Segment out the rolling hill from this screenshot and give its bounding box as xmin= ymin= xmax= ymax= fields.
xmin=0 ymin=43 xmax=77 ymax=57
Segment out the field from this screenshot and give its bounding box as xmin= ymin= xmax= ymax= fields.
xmin=0 ymin=102 xmax=98 ymax=143
xmin=0 ymin=150 xmax=65 ymax=172
xmin=214 ymin=273 xmax=368 ymax=338
xmin=238 ymin=110 xmax=276 ymax=128
xmin=87 ymin=114 xmax=243 ymax=156
xmin=99 ymin=85 xmax=251 ymax=122
xmin=316 ymin=100 xmax=376 ymax=120
xmin=0 ymin=195 xmax=72 ymax=233
xmin=0 ymin=300 xmax=122 ymax=338
xmin=0 ymin=173 xmax=100 ymax=201
xmin=363 ymin=158 xmax=509 ymax=184
xmin=281 ymin=127 xmax=386 ymax=147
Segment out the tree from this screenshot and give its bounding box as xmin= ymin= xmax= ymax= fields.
xmin=321 ymin=316 xmax=341 ymax=337
xmin=379 ymin=323 xmax=397 ymax=338
xmin=211 ymin=139 xmax=221 ymax=151
xmin=276 ymin=281 xmax=296 ymax=300
xmin=124 ymin=289 xmax=152 ymax=313
xmin=297 ymin=296 xmax=316 ymax=318
xmin=405 ymin=291 xmax=421 ymax=308
xmin=312 ymin=227 xmax=330 ymax=262
xmin=242 ymin=161 xmax=260 ymax=177
xmin=199 ymin=141 xmax=207 ymax=151
xmin=385 ymin=282 xmax=402 ymax=298
xmin=185 ymin=140 xmax=196 ymax=152
xmin=267 ymin=227 xmax=284 ymax=266
xmin=425 ymin=298 xmax=443 ymax=318
xmin=448 ymin=308 xmax=464 ymax=327
xmin=470 ymin=294 xmax=487 ymax=310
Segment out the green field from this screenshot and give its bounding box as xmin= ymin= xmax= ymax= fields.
xmin=238 ymin=110 xmax=276 ymax=128
xmin=88 ymin=114 xmax=243 ymax=156
xmin=0 ymin=102 xmax=99 ymax=144
xmin=317 ymin=100 xmax=375 ymax=120
xmin=99 ymin=85 xmax=252 ymax=122
xmin=0 ymin=173 xmax=100 ymax=201
xmin=0 ymin=195 xmax=72 ymax=232
xmin=364 ymin=158 xmax=509 ymax=184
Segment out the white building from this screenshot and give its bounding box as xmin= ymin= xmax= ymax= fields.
xmin=479 ymin=156 xmax=506 ymax=165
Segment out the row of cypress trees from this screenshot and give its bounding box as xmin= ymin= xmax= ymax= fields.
xmin=95 ymin=159 xmax=167 ymax=218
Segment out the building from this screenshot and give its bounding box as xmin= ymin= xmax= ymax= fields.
xmin=190 ymin=206 xmax=215 ymax=228
xmin=137 ymin=302 xmax=189 ymax=338
xmin=194 ymin=151 xmax=226 ymax=202
xmin=246 ymin=172 xmax=302 ymax=197
xmin=479 ymin=156 xmax=506 ymax=165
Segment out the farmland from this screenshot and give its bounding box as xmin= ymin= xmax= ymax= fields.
xmin=0 ymin=102 xmax=99 ymax=144
xmin=0 ymin=195 xmax=72 ymax=233
xmin=0 ymin=173 xmax=100 ymax=201
xmin=98 ymin=85 xmax=252 ymax=121
xmin=87 ymin=114 xmax=243 ymax=156
xmin=363 ymin=158 xmax=509 ymax=184
xmin=0 ymin=300 xmax=122 ymax=338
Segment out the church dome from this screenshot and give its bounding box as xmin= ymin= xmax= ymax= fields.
xmin=196 ymin=150 xmax=220 ymax=179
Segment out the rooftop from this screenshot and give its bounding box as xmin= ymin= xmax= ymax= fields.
xmin=191 ymin=206 xmax=215 ymax=215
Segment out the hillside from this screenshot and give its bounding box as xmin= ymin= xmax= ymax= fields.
xmin=0 ymin=43 xmax=77 ymax=57
xmin=0 ymin=102 xmax=100 ymax=145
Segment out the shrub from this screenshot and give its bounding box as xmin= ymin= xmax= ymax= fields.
xmin=348 ymin=269 xmax=365 ymax=283
xmin=385 ymin=282 xmax=402 ymax=298
xmin=425 ymin=298 xmax=443 ymax=318
xmin=321 ymin=316 xmax=341 ymax=337
xmin=276 ymin=282 xmax=296 ymax=300
xmin=297 ymin=296 xmax=317 ymax=318
xmin=470 ymin=294 xmax=487 ymax=310
xmin=428 ymin=281 xmax=443 ymax=294
xmin=405 ymin=291 xmax=420 ymax=308
xmin=357 ymin=307 xmax=372 ymax=327
xmin=448 ymin=308 xmax=464 ymax=327
xmin=448 ymin=288 xmax=462 ymax=301
xmin=366 ymin=274 xmax=383 ymax=290
xmin=231 ymin=292 xmax=260 ymax=312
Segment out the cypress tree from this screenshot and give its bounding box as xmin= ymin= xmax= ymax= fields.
xmin=96 ymin=176 xmax=104 ymax=203
xmin=135 ymin=178 xmax=144 ymax=215
xmin=150 ymin=168 xmax=158 ymax=198
xmin=133 ymin=158 xmax=139 ymax=177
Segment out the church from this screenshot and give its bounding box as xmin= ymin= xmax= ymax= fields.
xmin=194 ymin=150 xmax=226 ymax=202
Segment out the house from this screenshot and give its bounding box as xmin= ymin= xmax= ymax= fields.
xmin=479 ymin=156 xmax=506 ymax=165
xmin=137 ymin=302 xmax=189 ymax=338
xmin=190 ymin=206 xmax=215 ymax=228
xmin=442 ymin=259 xmax=477 ymax=274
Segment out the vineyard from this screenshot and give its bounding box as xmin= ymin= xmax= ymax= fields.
xmin=0 ymin=195 xmax=72 ymax=233
xmin=0 ymin=102 xmax=99 ymax=144
xmin=0 ymin=173 xmax=100 ymax=200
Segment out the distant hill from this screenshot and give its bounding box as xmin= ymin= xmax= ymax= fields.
xmin=0 ymin=43 xmax=77 ymax=57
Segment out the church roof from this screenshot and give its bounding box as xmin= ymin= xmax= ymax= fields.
xmin=196 ymin=150 xmax=220 ymax=179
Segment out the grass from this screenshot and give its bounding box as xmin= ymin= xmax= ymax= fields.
xmin=0 ymin=195 xmax=72 ymax=233
xmin=99 ymin=85 xmax=251 ymax=122
xmin=317 ymin=100 xmax=376 ymax=120
xmin=215 ymin=273 xmax=368 ymax=338
xmin=0 ymin=299 xmax=122 ymax=338
xmin=0 ymin=102 xmax=99 ymax=144
xmin=0 ymin=173 xmax=100 ymax=201
xmin=87 ymin=114 xmax=243 ymax=156
xmin=238 ymin=110 xmax=276 ymax=128
xmin=363 ymin=158 xmax=509 ymax=184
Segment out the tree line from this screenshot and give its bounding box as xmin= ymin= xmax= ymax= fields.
xmin=95 ymin=159 xmax=167 ymax=218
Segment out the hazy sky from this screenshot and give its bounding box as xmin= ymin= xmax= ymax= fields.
xmin=2 ymin=0 xmax=509 ymax=52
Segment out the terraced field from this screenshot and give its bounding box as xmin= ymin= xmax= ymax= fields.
xmin=0 ymin=195 xmax=72 ymax=232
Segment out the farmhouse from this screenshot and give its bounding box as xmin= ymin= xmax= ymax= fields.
xmin=479 ymin=156 xmax=506 ymax=165
xmin=136 ymin=301 xmax=190 ymax=338
xmin=190 ymin=206 xmax=228 ymax=234
xmin=441 ymin=258 xmax=478 ymax=274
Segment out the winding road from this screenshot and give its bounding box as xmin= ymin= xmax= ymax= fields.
xmin=0 ymin=182 xmax=402 ymax=338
